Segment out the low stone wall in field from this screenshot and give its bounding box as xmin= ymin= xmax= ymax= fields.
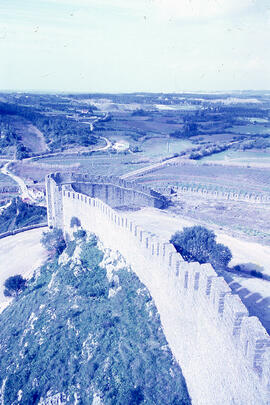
xmin=155 ymin=183 xmax=270 ymax=204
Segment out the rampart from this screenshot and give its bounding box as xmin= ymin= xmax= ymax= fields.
xmin=46 ymin=174 xmax=270 ymax=405
xmin=0 ymin=223 xmax=47 ymax=240
xmin=158 ymin=183 xmax=270 ymax=204
xmin=45 ymin=172 xmax=168 ymax=228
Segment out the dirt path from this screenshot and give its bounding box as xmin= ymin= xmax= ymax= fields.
xmin=0 ymin=227 xmax=48 ymax=310
xmin=125 ymin=207 xmax=270 ymax=273
xmin=1 ymin=162 xmax=37 ymax=203
xmin=0 ymin=112 xmax=111 ymax=205
xmin=124 ymin=207 xmax=270 ymax=331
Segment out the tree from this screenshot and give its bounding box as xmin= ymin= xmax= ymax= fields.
xmin=170 ymin=123 xmax=198 ymax=139
xmin=70 ymin=216 xmax=81 ymax=228
xmin=41 ymin=228 xmax=66 ymax=256
xmin=170 ymin=226 xmax=232 ymax=270
xmin=4 ymin=275 xmax=26 ymax=297
xmin=209 ymin=243 xmax=232 ymax=270
xmin=183 ymin=122 xmax=198 ymax=137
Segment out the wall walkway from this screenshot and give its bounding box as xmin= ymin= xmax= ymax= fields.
xmin=60 ymin=189 xmax=270 ymax=405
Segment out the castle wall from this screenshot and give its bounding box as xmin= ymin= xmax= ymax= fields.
xmin=45 ymin=173 xmax=167 ymax=221
xmin=57 ymin=188 xmax=270 ymax=405
xmin=72 ymin=183 xmax=156 ymax=208
xmin=45 ymin=175 xmax=63 ymax=229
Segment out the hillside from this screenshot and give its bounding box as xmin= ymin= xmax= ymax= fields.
xmin=0 ymin=198 xmax=47 ymax=234
xmin=0 ymin=231 xmax=191 ymax=404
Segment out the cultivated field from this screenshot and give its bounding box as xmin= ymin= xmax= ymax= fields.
xmin=137 ymin=160 xmax=270 ymax=193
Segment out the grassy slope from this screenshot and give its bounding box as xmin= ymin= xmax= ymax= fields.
xmin=0 ymin=233 xmax=191 ymax=405
xmin=0 ymin=198 xmax=47 ymax=233
xmin=0 ymin=172 xmax=16 ymax=185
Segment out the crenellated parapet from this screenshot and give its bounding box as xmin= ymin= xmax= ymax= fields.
xmin=46 ymin=173 xmax=270 ymax=404
xmin=45 ymin=172 xmax=168 ymax=229
xmin=155 ymin=182 xmax=270 ymax=203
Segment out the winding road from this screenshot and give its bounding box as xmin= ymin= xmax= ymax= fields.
xmin=2 ymin=161 xmax=33 ymax=201
xmin=0 ymin=113 xmax=112 ymax=205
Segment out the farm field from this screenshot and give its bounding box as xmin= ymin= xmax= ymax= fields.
xmin=168 ymin=194 xmax=270 ymax=244
xmin=35 ymin=154 xmax=149 ymax=177
xmin=1 ymin=91 xmax=270 ymax=247
xmin=139 ymin=137 xmax=192 ymax=159
xmin=136 ymin=160 xmax=270 ymax=193
xmin=231 ymin=123 xmax=270 ymax=135
xmin=200 ymin=149 xmax=270 ymax=165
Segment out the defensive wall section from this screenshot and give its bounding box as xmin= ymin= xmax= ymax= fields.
xmin=46 ymin=174 xmax=270 ymax=405
xmin=0 ymin=222 xmax=47 ymax=240
xmin=155 ymin=183 xmax=270 ymax=204
xmin=123 ymin=159 xmax=270 ymax=204
xmin=45 ymin=172 xmax=168 ymax=229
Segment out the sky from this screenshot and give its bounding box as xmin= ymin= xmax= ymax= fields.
xmin=0 ymin=0 xmax=270 ymax=93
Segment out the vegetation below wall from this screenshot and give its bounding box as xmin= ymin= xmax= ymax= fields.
xmin=30 ymin=115 xmax=98 ymax=150
xmin=0 ymin=198 xmax=47 ymax=234
xmin=0 ymin=115 xmax=30 ymax=158
xmin=0 ymin=231 xmax=191 ymax=404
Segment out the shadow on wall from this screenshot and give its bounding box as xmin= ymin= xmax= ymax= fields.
xmin=232 ymin=263 xmax=270 ymax=281
xmin=223 ymin=269 xmax=270 ymax=335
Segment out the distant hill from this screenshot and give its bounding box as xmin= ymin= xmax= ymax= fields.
xmin=0 ymin=232 xmax=191 ymax=404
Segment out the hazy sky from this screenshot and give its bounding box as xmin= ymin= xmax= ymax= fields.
xmin=0 ymin=0 xmax=270 ymax=92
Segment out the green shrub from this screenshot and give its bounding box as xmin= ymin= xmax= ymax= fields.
xmin=170 ymin=226 xmax=232 ymax=270
xmin=0 ymin=198 xmax=47 ymax=233
xmin=250 ymin=270 xmax=263 ymax=279
xmin=65 ymin=240 xmax=76 ymax=257
xmin=70 ymin=216 xmax=81 ymax=228
xmin=80 ymin=239 xmax=104 ymax=269
xmin=4 ymin=275 xmax=26 ymax=297
xmin=73 ymin=229 xmax=86 ymax=240
xmin=0 ymin=232 xmax=191 ymax=404
xmin=41 ymin=229 xmax=66 ymax=256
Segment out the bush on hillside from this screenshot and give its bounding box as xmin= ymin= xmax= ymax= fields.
xmin=73 ymin=229 xmax=86 ymax=240
xmin=70 ymin=216 xmax=81 ymax=228
xmin=4 ymin=275 xmax=26 ymax=297
xmin=170 ymin=226 xmax=232 ymax=270
xmin=41 ymin=228 xmax=66 ymax=256
xmin=80 ymin=236 xmax=103 ymax=270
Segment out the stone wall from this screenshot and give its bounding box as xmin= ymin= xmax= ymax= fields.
xmin=0 ymin=185 xmax=19 ymax=194
xmin=48 ymin=186 xmax=270 ymax=405
xmin=156 ymin=183 xmax=270 ymax=204
xmin=0 ymin=223 xmax=47 ymax=240
xmin=45 ymin=173 xmax=168 ymax=228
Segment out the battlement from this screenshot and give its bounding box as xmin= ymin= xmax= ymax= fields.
xmin=155 ymin=182 xmax=270 ymax=204
xmin=46 ymin=173 xmax=270 ymax=404
xmin=46 ymin=173 xmax=168 ymax=227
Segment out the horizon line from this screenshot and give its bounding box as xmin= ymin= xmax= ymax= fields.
xmin=0 ymin=89 xmax=269 ymax=95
